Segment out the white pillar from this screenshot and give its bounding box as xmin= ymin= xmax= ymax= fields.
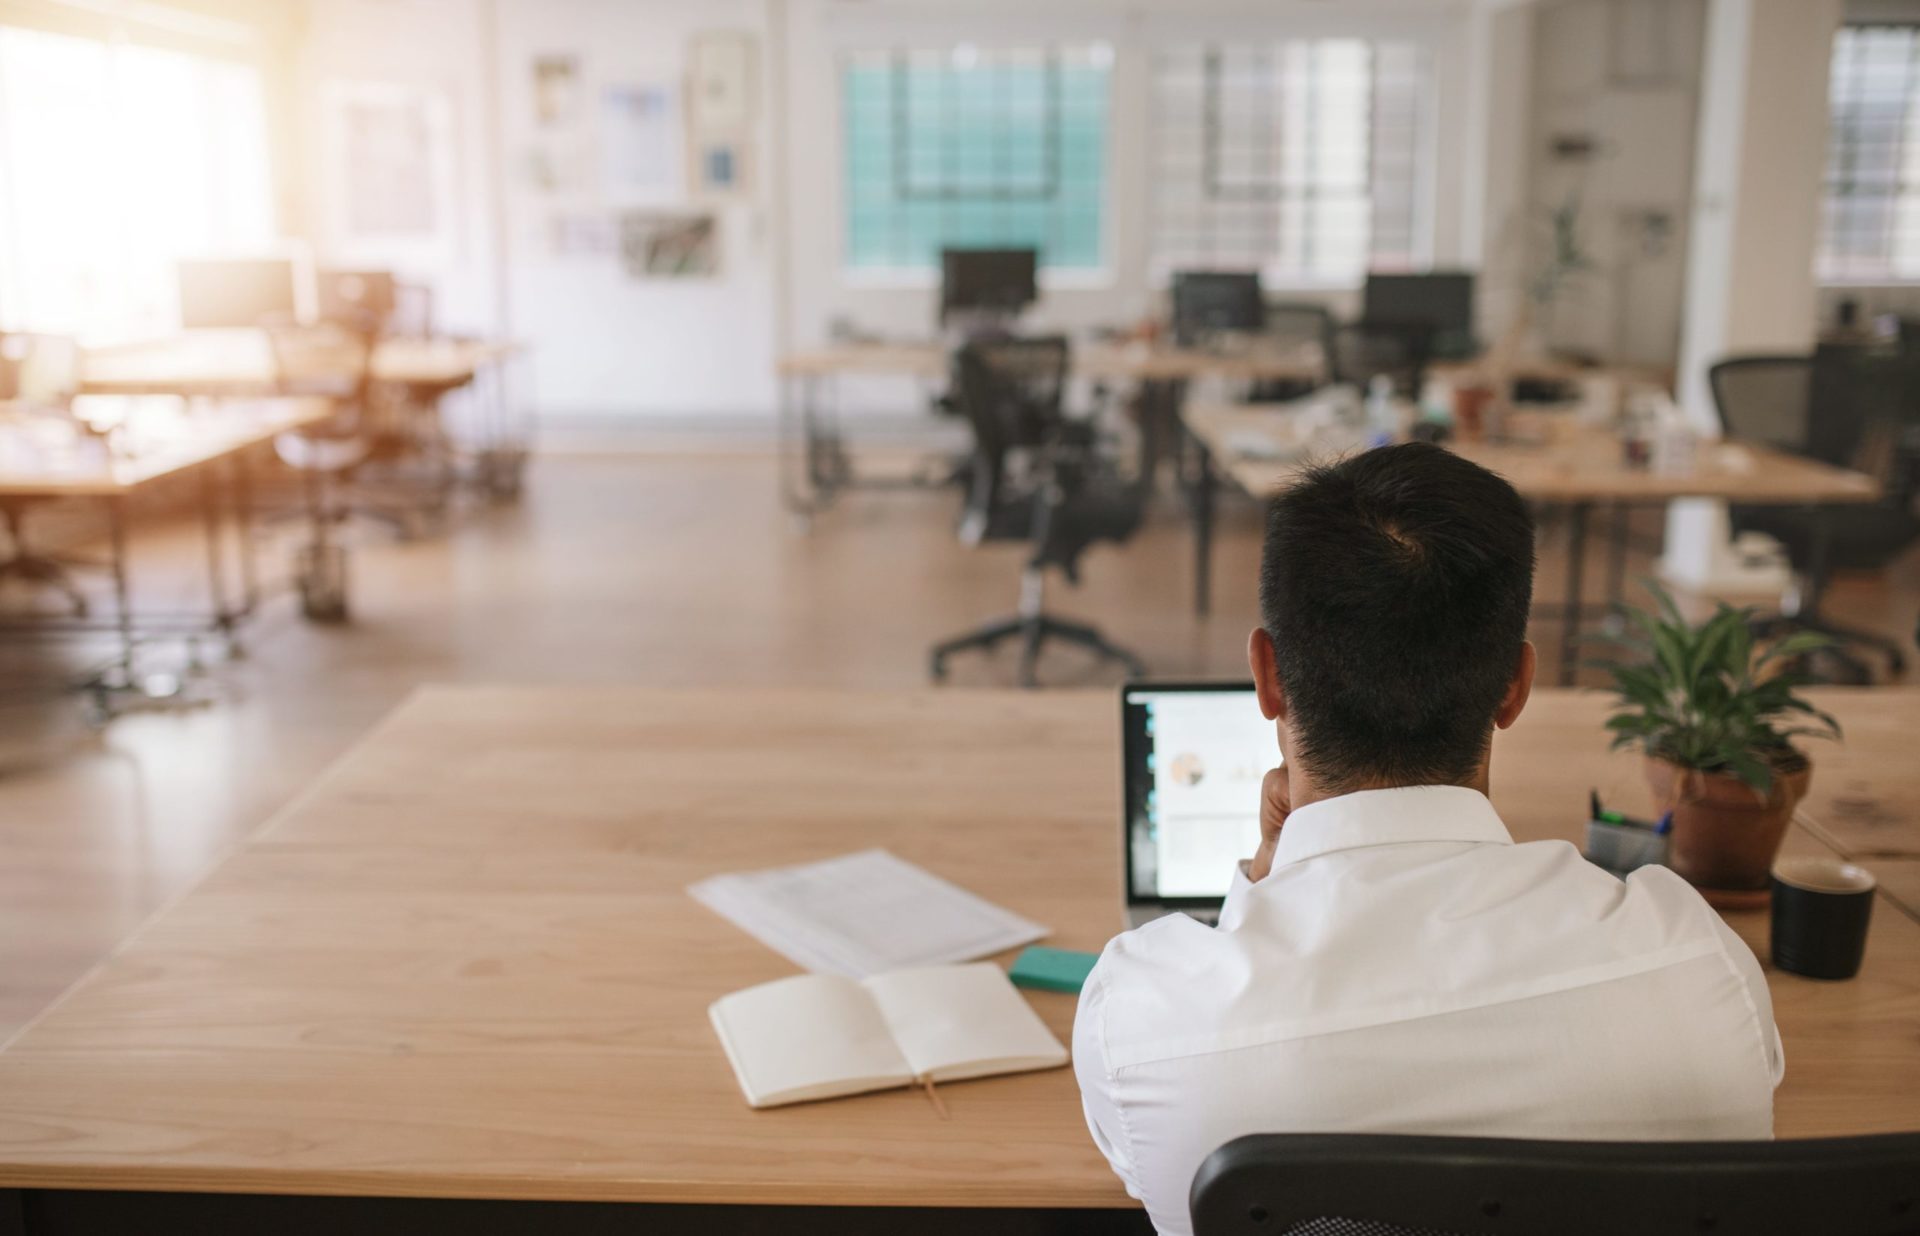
xmin=1661 ymin=0 xmax=1843 ymax=592
xmin=1460 ymin=0 xmax=1535 ymax=346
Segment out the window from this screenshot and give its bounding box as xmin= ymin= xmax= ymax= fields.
xmin=1150 ymin=41 xmax=1429 ymax=285
xmin=1820 ymin=25 xmax=1920 ymax=282
xmin=842 ymin=44 xmax=1110 ymax=273
xmin=0 ymin=24 xmax=275 ymax=341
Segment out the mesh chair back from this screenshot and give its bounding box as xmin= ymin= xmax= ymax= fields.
xmin=1330 ymin=321 xmax=1425 ymax=396
xmin=1708 ymin=355 xmax=1813 ymax=451
xmin=1191 ymin=1132 xmax=1920 ymax=1236
xmin=1265 ymin=303 xmax=1336 ymax=375
xmin=953 ymin=336 xmax=1070 ymax=463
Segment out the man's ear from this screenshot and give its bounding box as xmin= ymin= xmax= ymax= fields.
xmin=1248 ymin=627 xmax=1287 ymax=722
xmin=1494 ymin=640 xmax=1536 ymax=730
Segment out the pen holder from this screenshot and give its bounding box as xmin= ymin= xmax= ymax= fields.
xmin=1585 ymin=817 xmax=1669 ymax=875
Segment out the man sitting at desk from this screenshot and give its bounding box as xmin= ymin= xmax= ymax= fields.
xmin=1073 ymin=444 xmax=1783 ymax=1236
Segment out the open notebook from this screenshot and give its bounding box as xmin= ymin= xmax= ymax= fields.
xmin=710 ymin=962 xmax=1069 ymax=1109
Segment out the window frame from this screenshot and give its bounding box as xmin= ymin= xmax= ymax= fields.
xmin=1819 ymin=21 xmax=1920 ymax=287
xmin=1147 ymin=37 xmax=1436 ymax=292
xmin=835 ymin=41 xmax=1116 ymax=286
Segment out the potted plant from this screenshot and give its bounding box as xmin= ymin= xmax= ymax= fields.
xmin=1587 ymin=584 xmax=1841 ymax=905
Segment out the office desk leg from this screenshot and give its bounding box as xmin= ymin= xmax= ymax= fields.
xmin=1192 ymin=431 xmax=1216 ymax=619
xmin=106 ymin=496 xmax=135 ymax=683
xmin=1606 ymin=502 xmax=1629 ymax=609
xmin=1558 ymin=502 xmax=1590 ymax=687
xmin=199 ymin=467 xmax=234 ymax=657
xmin=234 ymin=452 xmax=260 ymax=617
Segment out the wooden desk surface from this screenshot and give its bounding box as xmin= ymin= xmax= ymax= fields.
xmin=80 ymin=332 xmax=520 ymax=397
xmin=777 ymin=340 xmax=1321 ymax=383
xmin=0 ymin=398 xmax=331 ymax=497
xmin=1186 ymin=401 xmax=1882 ymax=505
xmin=0 ymin=688 xmax=1913 ymax=1208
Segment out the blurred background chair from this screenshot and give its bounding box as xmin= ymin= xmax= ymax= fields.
xmin=1710 ymin=350 xmax=1919 ymax=678
xmin=0 ymin=333 xmax=91 ymax=615
xmin=1331 ymin=319 xmax=1429 ymax=398
xmin=930 ymin=336 xmax=1149 ymax=687
xmin=1189 ymin=1131 xmax=1920 ymax=1236
xmin=1248 ymin=301 xmax=1337 ymax=404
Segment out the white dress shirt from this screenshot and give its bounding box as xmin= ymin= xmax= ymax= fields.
xmin=1074 ymin=785 xmax=1784 ymax=1236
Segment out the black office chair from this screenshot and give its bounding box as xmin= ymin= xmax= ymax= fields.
xmin=1190 ymin=1132 xmax=1920 ymax=1236
xmin=1248 ymin=302 xmax=1337 ymax=403
xmin=930 ymin=336 xmax=1149 ymax=688
xmin=1709 ymin=351 xmax=1919 ymax=677
xmin=1331 ymin=320 xmax=1429 ymax=398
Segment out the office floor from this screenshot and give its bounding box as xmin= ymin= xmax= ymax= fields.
xmin=1 ymin=448 xmax=1916 ymax=1042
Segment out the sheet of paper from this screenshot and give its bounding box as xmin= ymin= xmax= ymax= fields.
xmin=689 ymin=849 xmax=1048 ymax=978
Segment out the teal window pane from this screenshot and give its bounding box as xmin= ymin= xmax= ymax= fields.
xmin=843 ymin=49 xmax=1108 ymax=271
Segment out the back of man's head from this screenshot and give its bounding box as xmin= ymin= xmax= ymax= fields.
xmin=1259 ymin=442 xmax=1535 ymax=791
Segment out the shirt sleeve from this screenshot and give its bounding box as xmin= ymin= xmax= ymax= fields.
xmin=1709 ymin=911 xmax=1786 ymax=1088
xmin=1216 ymin=859 xmax=1256 ymax=932
xmin=1072 ymin=958 xmax=1144 ymax=1201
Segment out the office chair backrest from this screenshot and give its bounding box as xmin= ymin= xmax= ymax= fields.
xmin=1264 ymin=302 xmax=1337 ymax=380
xmin=1331 ymin=320 xmax=1425 ymax=396
xmin=1708 ymin=355 xmax=1813 ymax=453
xmin=953 ymin=335 xmax=1070 ymax=462
xmin=1190 ymin=1132 xmax=1920 ymax=1236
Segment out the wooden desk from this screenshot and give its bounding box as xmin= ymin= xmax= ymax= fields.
xmin=776 ymin=340 xmax=1320 ymax=519
xmin=1182 ymin=402 xmax=1882 ymax=684
xmin=0 ymin=398 xmax=335 ymax=698
xmin=0 ymin=688 xmax=1914 ymax=1223
xmin=777 ymin=340 xmax=1320 ymax=385
xmin=80 ymin=332 xmax=520 ymax=397
xmin=0 ymin=398 xmax=330 ymax=497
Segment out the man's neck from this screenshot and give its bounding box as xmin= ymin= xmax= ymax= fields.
xmin=1289 ymin=767 xmax=1492 ymax=813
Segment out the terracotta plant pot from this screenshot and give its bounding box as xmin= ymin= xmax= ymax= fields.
xmin=1644 ymin=753 xmax=1812 ymax=897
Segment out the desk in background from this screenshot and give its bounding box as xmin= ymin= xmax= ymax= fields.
xmin=81 ymin=331 xmax=528 ymax=499
xmin=1183 ymin=401 xmax=1882 ymax=685
xmin=0 ymin=397 xmax=332 ymax=711
xmin=775 ymin=339 xmax=1323 ymax=519
xmin=0 ymin=687 xmax=1912 ymax=1230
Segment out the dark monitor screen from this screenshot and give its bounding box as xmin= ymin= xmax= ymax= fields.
xmin=177 ymin=258 xmax=298 ymax=330
xmin=1362 ymin=272 xmax=1476 ymax=337
xmin=316 ymin=270 xmax=396 ymax=325
xmin=1171 ymin=271 xmax=1265 ymax=342
xmin=940 ymin=248 xmax=1038 ymax=321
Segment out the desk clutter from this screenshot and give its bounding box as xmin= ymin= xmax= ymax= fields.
xmin=694 ymin=850 xmax=1068 ymax=1111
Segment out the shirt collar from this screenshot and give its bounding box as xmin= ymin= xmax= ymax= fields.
xmin=1268 ymin=785 xmax=1513 ymax=870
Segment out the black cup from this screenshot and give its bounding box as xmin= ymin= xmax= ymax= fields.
xmin=1771 ymin=858 xmax=1876 ymax=980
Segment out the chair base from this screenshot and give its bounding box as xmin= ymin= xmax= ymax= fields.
xmin=929 ymin=612 xmax=1146 ymax=689
xmin=1755 ymin=609 xmax=1907 ymax=679
xmin=0 ymin=552 xmax=89 ymax=616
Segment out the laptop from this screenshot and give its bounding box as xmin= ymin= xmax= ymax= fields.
xmin=1121 ymin=681 xmax=1280 ymax=929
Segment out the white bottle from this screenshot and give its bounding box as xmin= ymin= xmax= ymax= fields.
xmin=1365 ymin=374 xmax=1397 ymax=446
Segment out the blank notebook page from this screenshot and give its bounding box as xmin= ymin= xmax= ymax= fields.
xmin=709 ymin=974 xmax=912 ymax=1107
xmin=864 ymin=962 xmax=1069 ymax=1084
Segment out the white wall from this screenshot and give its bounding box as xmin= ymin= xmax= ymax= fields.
xmin=295 ymin=0 xmax=502 ymax=337
xmin=490 ymin=0 xmax=778 ymax=419
xmin=1518 ymin=0 xmax=1706 ymax=369
xmin=782 ymin=0 xmax=1480 ymax=360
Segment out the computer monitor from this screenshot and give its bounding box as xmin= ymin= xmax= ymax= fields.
xmin=1171 ymin=271 xmax=1265 ymax=344
xmin=1121 ymin=681 xmax=1277 ymax=921
xmin=1361 ymin=271 xmax=1476 ymax=357
xmin=316 ymin=270 xmax=397 ymax=327
xmin=939 ymin=248 xmax=1038 ymax=325
xmin=177 ymin=258 xmax=299 ymax=330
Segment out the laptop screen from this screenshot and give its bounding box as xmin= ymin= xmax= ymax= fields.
xmin=1122 ymin=683 xmax=1278 ymax=903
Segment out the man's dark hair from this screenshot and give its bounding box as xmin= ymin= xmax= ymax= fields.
xmin=1259 ymin=442 xmax=1535 ymax=790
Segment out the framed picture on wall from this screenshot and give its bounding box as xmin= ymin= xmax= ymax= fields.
xmin=687 ymin=32 xmax=754 ymax=132
xmin=320 ymin=80 xmax=457 ymax=269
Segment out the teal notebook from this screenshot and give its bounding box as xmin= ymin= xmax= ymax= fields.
xmin=1008 ymin=946 xmax=1100 ymax=994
